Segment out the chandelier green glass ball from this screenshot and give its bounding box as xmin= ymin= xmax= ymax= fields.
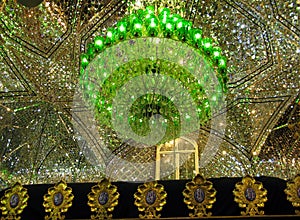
xmin=81 ymin=7 xmax=228 ymax=85
xmin=79 ymin=6 xmax=229 ymax=146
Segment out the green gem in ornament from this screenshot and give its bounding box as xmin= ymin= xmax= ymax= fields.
xmin=159 ymin=7 xmax=171 ymax=18
xmin=136 ymin=9 xmax=144 ymax=19
xmin=188 ymin=28 xmax=202 ymax=46
xmin=117 ymin=21 xmax=127 ymax=39
xmin=80 ymin=54 xmax=89 ymax=68
xmin=106 ymin=28 xmax=116 ymax=44
xmin=164 ymin=20 xmax=174 ymax=37
xmin=170 ymin=14 xmax=181 ymax=23
xmin=129 ymin=13 xmax=139 ymax=23
xmin=159 ymin=15 xmax=168 ymax=30
xmin=217 ymin=56 xmax=227 ymax=78
xmin=175 ymin=19 xmax=188 ymax=39
xmin=87 ymin=43 xmax=95 ymax=59
xmin=218 ymin=56 xmax=227 ymax=70
xmin=212 ymin=47 xmax=222 ymax=64
xmin=131 ymin=18 xmax=143 ymax=36
xmin=143 ymin=13 xmax=154 ymax=22
xmin=145 ymin=5 xmax=155 ymax=15
xmin=144 ymin=13 xmax=157 ymax=26
xmin=94 ymin=36 xmax=105 ymax=51
xmin=202 ymin=38 xmax=213 ymax=54
xmin=147 ymin=18 xmax=159 ymax=36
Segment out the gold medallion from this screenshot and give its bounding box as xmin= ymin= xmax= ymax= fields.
xmin=284 ymin=174 xmax=300 ymax=215
xmin=87 ymin=178 xmax=120 ymax=219
xmin=43 ymin=180 xmax=74 ymax=220
xmin=233 ymin=175 xmax=267 ymax=216
xmin=134 ymin=181 xmax=167 ymax=218
xmin=183 ymin=174 xmax=216 ymax=217
xmin=0 ymin=182 xmax=29 ymax=220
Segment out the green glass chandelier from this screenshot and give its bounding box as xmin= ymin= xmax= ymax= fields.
xmin=79 ymin=5 xmax=228 ymax=147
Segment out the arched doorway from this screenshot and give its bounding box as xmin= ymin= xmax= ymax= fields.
xmin=155 ymin=137 xmax=199 ymax=180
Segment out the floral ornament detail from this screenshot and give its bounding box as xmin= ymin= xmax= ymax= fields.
xmin=0 ymin=182 xmax=29 ymax=220
xmin=134 ymin=181 xmax=167 ymax=218
xmin=233 ymin=175 xmax=267 ymax=216
xmin=182 ymin=174 xmax=216 ymax=217
xmin=43 ymin=180 xmax=74 ymax=220
xmin=87 ymin=178 xmax=120 ymax=219
xmin=284 ymin=174 xmax=300 ymax=215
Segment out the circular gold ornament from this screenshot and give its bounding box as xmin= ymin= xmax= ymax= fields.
xmin=0 ymin=182 xmax=29 ymax=220
xmin=233 ymin=175 xmax=267 ymax=216
xmin=43 ymin=180 xmax=74 ymax=220
xmin=284 ymin=174 xmax=300 ymax=215
xmin=87 ymin=178 xmax=120 ymax=219
xmin=183 ymin=174 xmax=216 ymax=217
xmin=134 ymin=181 xmax=167 ymax=218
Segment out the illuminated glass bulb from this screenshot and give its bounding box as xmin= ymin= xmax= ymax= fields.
xmin=212 ymin=47 xmax=222 ymax=64
xmin=94 ymin=36 xmax=105 ymax=51
xmin=117 ymin=21 xmax=127 ymax=39
xmin=202 ymin=38 xmax=213 ymax=54
xmin=218 ymin=57 xmax=226 ymax=67
xmin=164 ymin=20 xmax=174 ymax=36
xmin=145 ymin=5 xmax=155 ymax=14
xmin=131 ymin=18 xmax=143 ymax=36
xmin=106 ymin=28 xmax=116 ymax=44
xmin=178 ymin=19 xmax=191 ymax=39
xmin=147 ymin=18 xmax=159 ymax=36
xmin=188 ymin=28 xmax=202 ymax=46
xmin=87 ymin=43 xmax=95 ymax=58
xmin=80 ymin=54 xmax=89 ymax=68
xmin=159 ymin=7 xmax=171 ymax=17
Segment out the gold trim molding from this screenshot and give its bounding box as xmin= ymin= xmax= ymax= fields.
xmin=134 ymin=181 xmax=167 ymax=218
xmin=285 ymin=174 xmax=300 ymax=215
xmin=87 ymin=178 xmax=120 ymax=219
xmin=43 ymin=180 xmax=74 ymax=220
xmin=183 ymin=174 xmax=216 ymax=217
xmin=0 ymin=182 xmax=29 ymax=220
xmin=233 ymin=175 xmax=267 ymax=216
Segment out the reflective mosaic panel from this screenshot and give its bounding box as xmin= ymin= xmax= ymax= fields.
xmin=0 ymin=0 xmax=299 ymax=190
